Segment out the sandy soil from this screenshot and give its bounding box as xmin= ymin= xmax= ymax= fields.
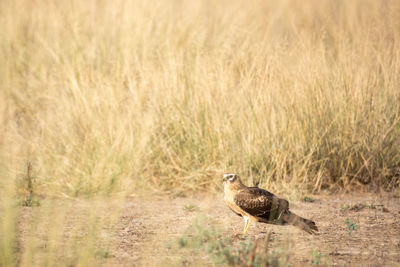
xmin=106 ymin=192 xmax=400 ymax=266
xmin=18 ymin=192 xmax=400 ymax=266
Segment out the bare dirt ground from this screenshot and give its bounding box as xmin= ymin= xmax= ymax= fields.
xmin=108 ymin=192 xmax=400 ymax=266
xmin=18 ymin=192 xmax=400 ymax=266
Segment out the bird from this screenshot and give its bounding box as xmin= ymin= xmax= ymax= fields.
xmin=222 ymin=173 xmax=318 ymax=235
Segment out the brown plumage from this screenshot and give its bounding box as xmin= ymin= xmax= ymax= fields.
xmin=223 ymin=173 xmax=318 ymax=234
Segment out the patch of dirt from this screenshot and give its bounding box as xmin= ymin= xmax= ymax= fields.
xmin=111 ymin=193 xmax=400 ymax=266
xmin=18 ymin=193 xmax=400 ymax=266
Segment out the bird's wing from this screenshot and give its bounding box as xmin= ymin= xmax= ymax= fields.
xmin=233 ymin=187 xmax=289 ymax=218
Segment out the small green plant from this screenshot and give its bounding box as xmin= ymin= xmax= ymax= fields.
xmin=95 ymin=249 xmax=113 ymax=259
xmin=311 ymin=249 xmax=322 ymax=264
xmin=344 ymin=218 xmax=359 ymax=235
xmin=178 ymin=237 xmax=188 ymax=248
xmin=183 ymin=203 xmax=199 ymax=212
xmin=310 ymin=248 xmax=332 ymax=265
xmin=303 ymin=196 xmax=315 ymax=203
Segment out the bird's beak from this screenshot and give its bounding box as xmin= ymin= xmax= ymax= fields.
xmin=222 ymin=176 xmax=227 ymax=183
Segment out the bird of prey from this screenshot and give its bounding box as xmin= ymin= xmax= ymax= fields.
xmin=223 ymin=173 xmax=318 ymax=234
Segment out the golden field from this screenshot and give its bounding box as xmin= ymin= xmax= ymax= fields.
xmin=1 ymin=0 xmax=400 ymax=265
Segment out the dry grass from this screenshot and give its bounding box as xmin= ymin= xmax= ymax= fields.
xmin=1 ymin=0 xmax=400 ymax=265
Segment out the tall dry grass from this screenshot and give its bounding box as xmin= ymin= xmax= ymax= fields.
xmin=1 ymin=0 xmax=400 ymax=198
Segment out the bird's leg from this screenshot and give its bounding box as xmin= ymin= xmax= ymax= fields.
xmin=244 ymin=220 xmax=251 ymax=234
xmin=242 ymin=217 xmax=251 ymax=234
xmin=242 ymin=217 xmax=249 ymax=233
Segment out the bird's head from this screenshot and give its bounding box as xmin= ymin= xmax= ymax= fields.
xmin=222 ymin=173 xmax=240 ymax=184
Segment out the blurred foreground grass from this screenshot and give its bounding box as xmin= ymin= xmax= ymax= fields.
xmin=0 ymin=193 xmax=123 ymax=266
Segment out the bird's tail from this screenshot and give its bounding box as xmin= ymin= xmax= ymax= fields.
xmin=281 ymin=211 xmax=318 ymax=234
